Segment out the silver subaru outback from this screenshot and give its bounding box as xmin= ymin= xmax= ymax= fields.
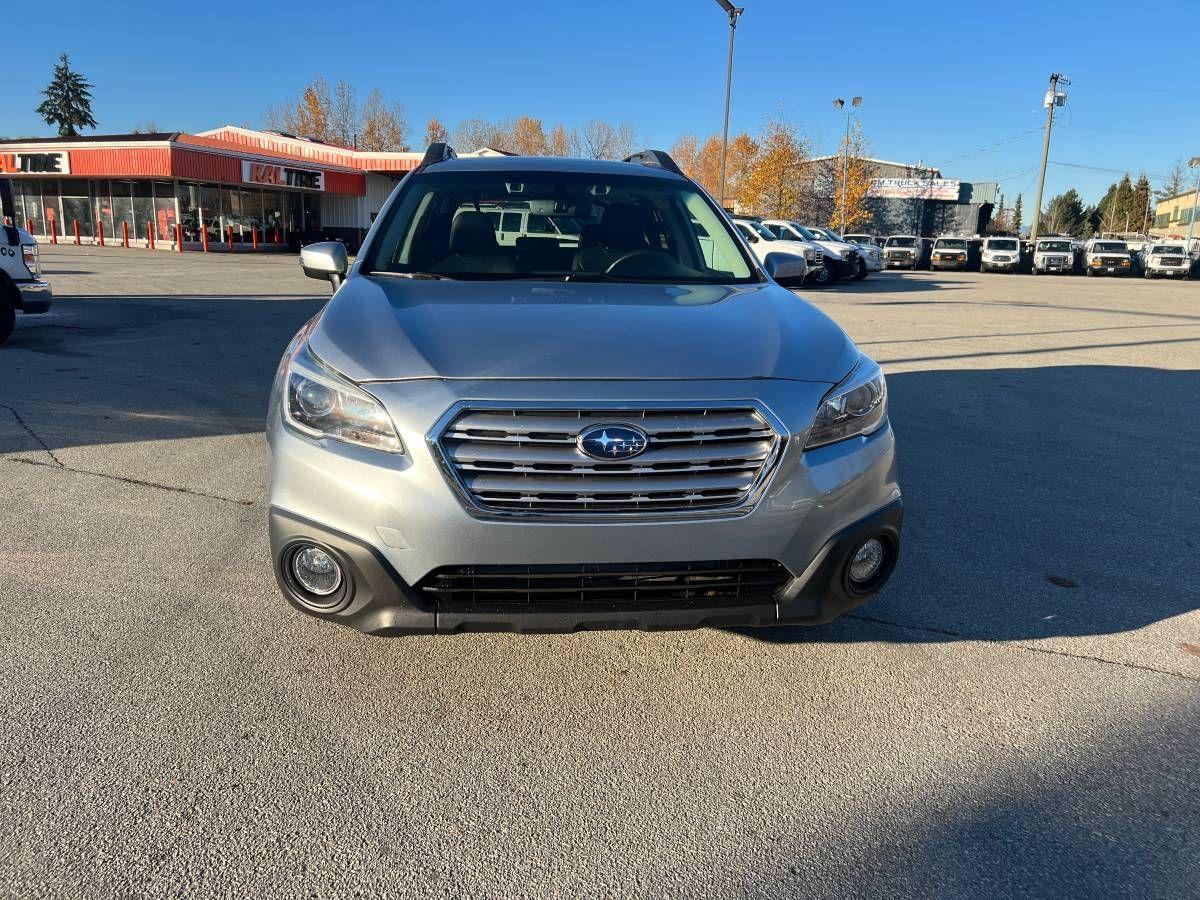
xmin=267 ymin=146 xmax=901 ymax=635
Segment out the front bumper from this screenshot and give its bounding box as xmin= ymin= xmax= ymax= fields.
xmin=930 ymin=256 xmax=968 ymax=270
xmin=269 ymin=499 xmax=903 ymax=634
xmin=15 ymin=279 xmax=52 ymax=313
xmin=267 ymin=378 xmax=902 ymax=635
xmin=1147 ymin=265 xmax=1189 ymax=277
xmin=982 ymin=258 xmax=1018 ymax=272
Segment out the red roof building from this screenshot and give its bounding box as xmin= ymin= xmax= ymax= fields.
xmin=0 ymin=126 xmax=423 ymax=250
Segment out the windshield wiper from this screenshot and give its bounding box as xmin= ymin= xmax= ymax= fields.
xmin=369 ymin=270 xmax=454 ymax=280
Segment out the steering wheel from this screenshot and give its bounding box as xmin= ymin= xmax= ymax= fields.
xmin=605 ymin=249 xmax=664 ymax=275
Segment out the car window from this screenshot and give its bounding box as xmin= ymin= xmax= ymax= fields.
xmin=935 ymin=239 xmax=967 ymax=249
xmin=886 ymin=237 xmax=916 ymax=248
xmin=366 ymin=169 xmax=757 ymax=282
xmin=1038 ymin=241 xmax=1072 ymax=252
xmin=987 ymin=240 xmax=1018 ymax=250
xmin=1093 ymin=242 xmax=1127 ymax=252
xmin=1154 ymin=245 xmax=1185 ymax=254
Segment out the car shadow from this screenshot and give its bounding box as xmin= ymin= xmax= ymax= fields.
xmin=738 ymin=364 xmax=1200 ymax=645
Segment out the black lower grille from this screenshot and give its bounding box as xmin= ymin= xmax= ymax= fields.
xmin=418 ymin=560 xmax=790 ymax=610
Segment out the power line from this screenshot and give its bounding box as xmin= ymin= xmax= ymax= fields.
xmin=1050 ymin=159 xmax=1170 ymax=181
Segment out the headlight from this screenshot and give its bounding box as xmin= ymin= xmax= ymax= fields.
xmin=22 ymin=243 xmax=39 ymax=276
xmin=283 ymin=339 xmax=403 ymax=453
xmin=805 ymin=356 xmax=888 ymax=449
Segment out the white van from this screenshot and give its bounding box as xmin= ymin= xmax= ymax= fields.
xmin=980 ymin=236 xmax=1021 ymax=273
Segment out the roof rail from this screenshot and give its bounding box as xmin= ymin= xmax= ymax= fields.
xmin=623 ymin=149 xmax=683 ymax=177
xmin=420 ymin=142 xmax=457 ymax=168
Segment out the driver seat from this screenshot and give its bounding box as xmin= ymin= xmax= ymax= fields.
xmin=572 ymin=204 xmax=648 ymax=272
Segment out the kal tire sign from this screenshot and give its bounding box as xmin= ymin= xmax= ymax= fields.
xmin=0 ymin=152 xmax=71 ymax=175
xmin=242 ymin=161 xmax=324 ymax=191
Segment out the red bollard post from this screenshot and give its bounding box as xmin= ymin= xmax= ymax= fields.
xmin=98 ymin=222 xmax=105 ymax=247
xmin=73 ymin=220 xmax=80 ymax=245
xmin=121 ymin=221 xmax=129 ymax=248
xmin=226 ymin=225 xmax=234 ymax=251
xmin=251 ymin=228 xmax=259 ymax=252
xmin=147 ymin=222 xmax=155 ymax=250
xmin=49 ymin=213 xmax=57 ymax=244
xmin=201 ymin=224 xmax=209 ymax=253
xmin=25 ymin=219 xmax=32 ymax=232
xmin=176 ymin=223 xmax=183 ymax=253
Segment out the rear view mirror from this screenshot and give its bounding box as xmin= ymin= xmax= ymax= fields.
xmin=762 ymin=251 xmax=807 ymax=283
xmin=300 ymin=241 xmax=349 ymax=290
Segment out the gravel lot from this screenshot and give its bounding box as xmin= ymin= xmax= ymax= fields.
xmin=2 ymin=245 xmax=1197 ymax=899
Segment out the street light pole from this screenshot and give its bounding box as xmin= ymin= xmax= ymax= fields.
xmin=1186 ymin=157 xmax=1200 ymax=248
xmin=832 ymin=96 xmax=862 ymax=233
xmin=715 ymin=0 xmax=743 ymax=211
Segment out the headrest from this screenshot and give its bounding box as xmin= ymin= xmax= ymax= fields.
xmin=449 ymin=212 xmax=498 ymax=254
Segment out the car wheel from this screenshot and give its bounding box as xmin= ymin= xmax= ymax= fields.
xmin=0 ymin=284 xmax=15 ymax=346
xmin=852 ymin=258 xmax=868 ymax=280
xmin=807 ymin=265 xmax=832 ymax=287
xmin=1031 ymin=267 xmax=1039 ymax=276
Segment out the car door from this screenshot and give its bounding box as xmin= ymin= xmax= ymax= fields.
xmin=497 ymin=211 xmax=523 ymax=247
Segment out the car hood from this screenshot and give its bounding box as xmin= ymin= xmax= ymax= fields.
xmin=308 ymin=276 xmax=858 ymax=384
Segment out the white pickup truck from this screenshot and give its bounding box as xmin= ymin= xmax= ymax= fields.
xmin=1 ymin=179 xmax=53 ymax=345
xmin=1139 ymin=241 xmax=1191 ymax=279
xmin=1031 ymin=238 xmax=1076 ymax=275
xmin=729 ymin=217 xmax=814 ymax=287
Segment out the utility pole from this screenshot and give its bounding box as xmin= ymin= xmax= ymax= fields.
xmin=715 ymin=0 xmax=744 ymax=211
xmin=1029 ymin=72 xmax=1068 ymax=243
xmin=1186 ymin=157 xmax=1200 ymax=248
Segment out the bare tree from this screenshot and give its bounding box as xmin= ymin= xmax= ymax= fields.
xmin=329 ymin=80 xmax=357 ymax=147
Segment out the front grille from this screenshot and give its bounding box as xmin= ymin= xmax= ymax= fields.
xmin=1159 ymin=257 xmax=1185 ymax=265
xmin=1099 ymin=256 xmax=1128 ymax=265
xmin=435 ymin=405 xmax=782 ymax=517
xmin=418 ymin=560 xmax=790 ymax=610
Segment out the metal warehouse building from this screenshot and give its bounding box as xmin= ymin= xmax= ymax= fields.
xmin=0 ymin=126 xmax=422 ymax=250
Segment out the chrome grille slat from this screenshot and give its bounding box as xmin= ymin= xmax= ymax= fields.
xmin=435 ymin=404 xmax=782 ymax=517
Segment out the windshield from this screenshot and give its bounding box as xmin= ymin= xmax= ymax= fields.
xmin=987 ymin=239 xmax=1018 ymax=250
xmin=886 ymin=237 xmax=916 ymax=248
xmin=935 ymin=239 xmax=967 ymax=249
xmin=737 ymin=220 xmax=777 ymax=241
xmin=844 ymin=235 xmax=872 ymax=244
xmin=1038 ymin=241 xmax=1072 ymax=252
xmin=1153 ymin=245 xmax=1185 ymax=254
xmin=1093 ymin=242 xmax=1127 ymax=253
xmin=806 ymin=226 xmax=839 ymax=241
xmin=366 ymin=170 xmax=756 ymax=282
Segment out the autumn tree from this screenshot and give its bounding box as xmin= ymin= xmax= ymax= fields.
xmin=693 ymin=136 xmax=726 ymax=198
xmin=548 ymin=124 xmax=576 ymax=156
xmin=739 ymin=116 xmax=809 ymax=218
xmin=511 ymin=116 xmax=548 ymax=155
xmin=295 ymin=77 xmax=331 ymax=141
xmin=829 ymin=121 xmax=875 ymax=231
xmin=670 ymin=134 xmax=700 ymax=181
xmin=359 ymin=90 xmax=407 ymax=151
xmin=424 ymin=117 xmax=448 ymax=147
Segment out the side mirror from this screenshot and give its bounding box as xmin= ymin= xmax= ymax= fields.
xmin=762 ymin=251 xmax=807 ymax=283
xmin=300 ymin=241 xmax=349 ymax=290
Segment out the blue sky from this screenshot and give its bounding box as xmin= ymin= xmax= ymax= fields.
xmin=5 ymin=0 xmax=1198 ymax=218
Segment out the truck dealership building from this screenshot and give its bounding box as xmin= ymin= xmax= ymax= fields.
xmin=0 ymin=126 xmax=422 ymax=250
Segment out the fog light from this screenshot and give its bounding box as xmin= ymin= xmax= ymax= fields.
xmin=849 ymin=537 xmax=885 ymax=584
xmin=292 ymin=546 xmax=343 ymax=595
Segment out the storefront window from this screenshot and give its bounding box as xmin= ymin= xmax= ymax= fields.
xmin=198 ymin=185 xmax=222 ymax=244
xmin=17 ymin=181 xmax=44 ymax=234
xmin=223 ymin=188 xmax=242 ymax=240
xmin=61 ymin=180 xmax=94 ymax=238
xmin=303 ymin=193 xmax=321 ymax=235
xmin=42 ymin=180 xmax=61 ymax=237
xmin=241 ymin=189 xmax=263 ymax=241
xmin=176 ymin=182 xmax=200 ymax=241
xmin=111 ymin=181 xmax=135 ymax=242
xmin=152 ymin=181 xmax=176 ymax=242
xmin=262 ymin=191 xmax=284 ymax=242
xmin=92 ymin=180 xmax=115 ymax=240
xmin=132 ymin=181 xmax=154 ymax=242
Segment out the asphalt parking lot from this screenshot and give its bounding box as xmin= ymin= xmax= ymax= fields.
xmin=2 ymin=245 xmax=1197 ymax=899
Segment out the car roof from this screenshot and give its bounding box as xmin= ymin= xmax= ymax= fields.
xmin=424 ymin=155 xmax=688 ymax=180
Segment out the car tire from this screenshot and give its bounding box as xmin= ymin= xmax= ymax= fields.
xmin=0 ymin=284 xmax=14 ymax=347
xmin=807 ymin=265 xmax=833 ymax=287
xmin=852 ymin=258 xmax=868 ymax=280
xmin=1143 ymin=270 xmax=1153 ymax=279
xmin=1031 ymin=267 xmax=1039 ymax=276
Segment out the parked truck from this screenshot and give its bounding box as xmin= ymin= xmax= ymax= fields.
xmin=0 ymin=178 xmax=53 ymax=346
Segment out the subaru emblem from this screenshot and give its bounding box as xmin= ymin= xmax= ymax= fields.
xmin=578 ymin=424 xmax=649 ymax=461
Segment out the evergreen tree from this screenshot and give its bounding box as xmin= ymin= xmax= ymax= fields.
xmin=1131 ymin=174 xmax=1152 ymax=232
xmin=1041 ymin=189 xmax=1086 ymax=236
xmin=1011 ymin=194 xmax=1023 ymax=234
xmin=36 ymin=53 xmax=97 ymax=137
xmin=991 ymin=193 xmax=1006 ymax=233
